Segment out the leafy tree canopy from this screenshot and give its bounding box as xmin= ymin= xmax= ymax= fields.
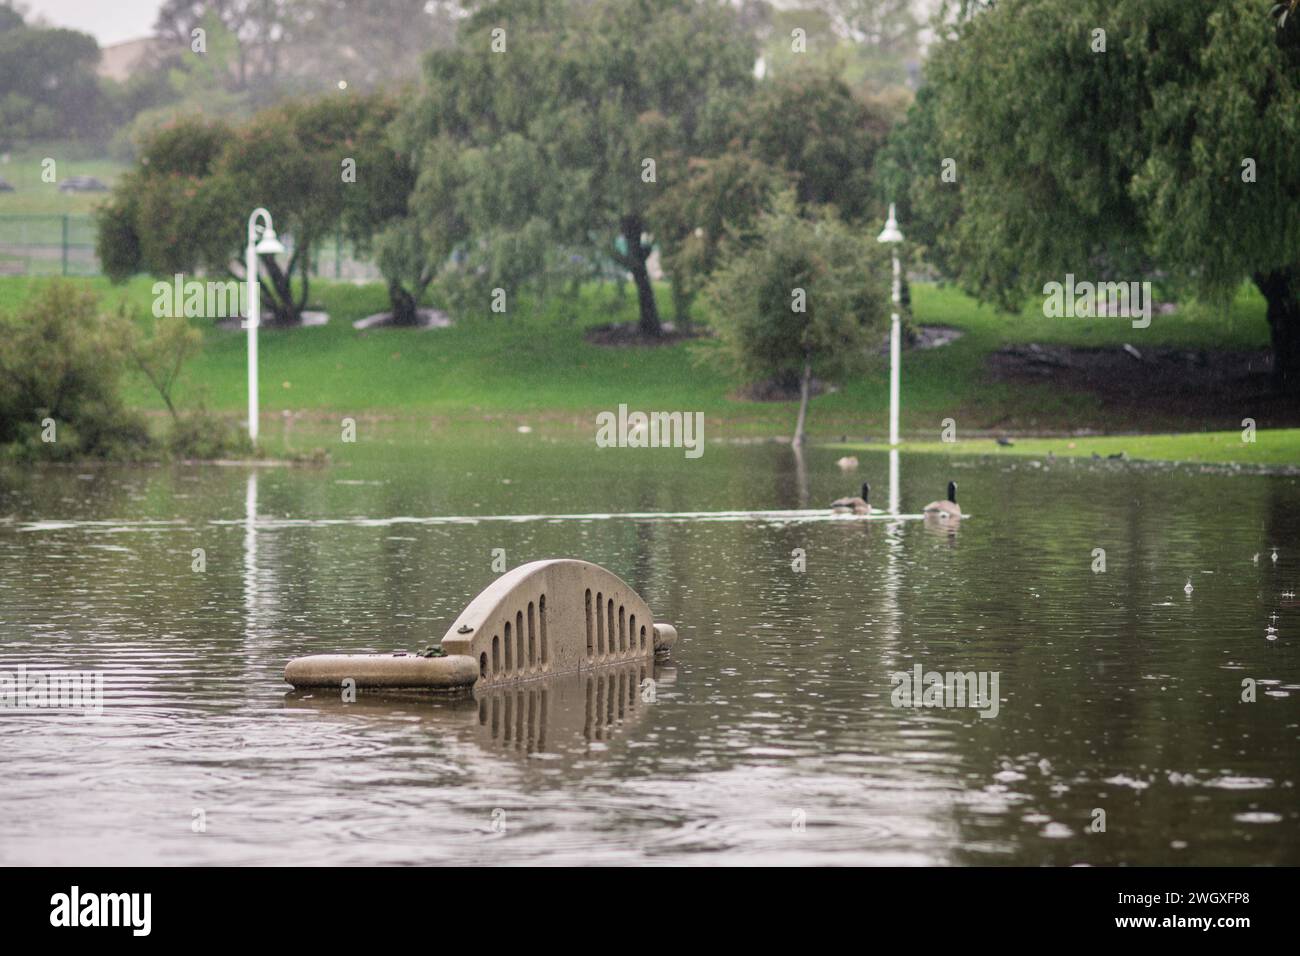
xmin=97 ymin=95 xmax=401 ymax=325
xmin=406 ymin=0 xmax=758 ymax=334
xmin=0 ymin=19 xmax=106 ymax=147
xmin=703 ymin=191 xmax=890 ymax=443
xmin=889 ymin=0 xmax=1300 ymax=391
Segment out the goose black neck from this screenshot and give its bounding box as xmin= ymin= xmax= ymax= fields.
xmin=948 ymin=481 xmax=957 ymax=504
xmin=861 ymin=482 xmax=870 ymax=502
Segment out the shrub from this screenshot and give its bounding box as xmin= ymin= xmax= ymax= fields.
xmin=703 ymin=193 xmax=890 ymax=444
xmin=0 ymin=282 xmax=153 ymax=461
xmin=166 ymin=407 xmax=251 ymax=461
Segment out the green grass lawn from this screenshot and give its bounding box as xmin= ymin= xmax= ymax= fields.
xmin=832 ymin=429 xmax=1300 ymax=467
xmin=0 ymin=271 xmax=1288 ymax=465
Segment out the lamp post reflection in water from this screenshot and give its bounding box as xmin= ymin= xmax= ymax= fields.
xmin=243 ymin=471 xmax=258 ymax=635
xmin=889 ymin=447 xmax=899 ymax=516
xmin=884 ymin=448 xmax=904 ymax=639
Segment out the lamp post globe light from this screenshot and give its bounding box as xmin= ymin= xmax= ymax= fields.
xmin=244 ymin=208 xmax=285 ymax=445
xmin=876 ymin=202 xmax=904 ymax=447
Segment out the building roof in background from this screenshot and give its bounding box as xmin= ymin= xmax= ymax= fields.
xmin=96 ymin=36 xmax=164 ymax=82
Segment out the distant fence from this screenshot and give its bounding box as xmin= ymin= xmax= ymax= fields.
xmin=0 ymin=215 xmax=98 ymax=276
xmin=0 ymin=214 xmax=382 ymax=281
xmin=0 ymin=215 xmax=656 ymax=286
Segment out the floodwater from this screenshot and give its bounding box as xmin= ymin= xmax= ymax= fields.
xmin=0 ymin=428 xmax=1296 ymax=865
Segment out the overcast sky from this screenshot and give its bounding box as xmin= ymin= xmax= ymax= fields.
xmin=19 ymin=0 xmax=943 ymax=49
xmin=22 ymin=0 xmax=161 ymax=45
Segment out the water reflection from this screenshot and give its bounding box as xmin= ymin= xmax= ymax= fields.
xmin=285 ymin=661 xmax=670 ymax=758
xmin=0 ymin=433 xmax=1297 ymax=865
xmin=244 ymin=471 xmax=258 ymax=638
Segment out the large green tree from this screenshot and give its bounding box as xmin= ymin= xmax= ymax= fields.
xmin=98 ymin=95 xmax=397 ymax=325
xmin=646 ymin=65 xmax=892 ymax=328
xmin=0 ymin=15 xmax=106 ymax=148
xmin=890 ymin=0 xmax=1300 ymax=393
xmin=744 ymin=66 xmax=892 ymax=224
xmin=648 ymin=149 xmax=787 ymax=328
xmin=407 ymin=0 xmax=757 ymax=336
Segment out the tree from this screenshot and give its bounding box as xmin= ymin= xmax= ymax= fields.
xmin=874 ymin=83 xmax=949 ymax=267
xmin=823 ymin=0 xmax=924 ymax=52
xmin=894 ymin=0 xmax=1300 ymax=393
xmin=97 ymin=119 xmax=239 ymax=286
xmin=153 ymin=0 xmax=460 ymax=103
xmin=0 ymin=283 xmax=150 ymax=460
xmin=343 ymin=112 xmax=462 ymax=326
xmin=124 ymin=313 xmax=202 ymax=421
xmin=754 ymin=1 xmax=924 ymax=90
xmin=409 ymin=0 xmax=758 ymax=336
xmin=744 ymin=66 xmax=892 ymax=224
xmin=113 ymin=11 xmax=252 ymax=159
xmin=293 ymin=0 xmax=459 ymax=91
xmin=0 ymin=4 xmax=23 ymax=32
xmin=646 ymin=66 xmax=890 ymax=328
xmin=153 ymin=0 xmax=303 ymax=106
xmin=0 ymin=21 xmax=107 ymax=147
xmin=703 ymin=193 xmax=890 ymax=445
xmin=98 ymin=95 xmax=391 ymax=325
xmin=648 ymin=149 xmax=787 ymax=329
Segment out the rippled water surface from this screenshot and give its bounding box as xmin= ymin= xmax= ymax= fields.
xmin=1 ymin=428 xmax=1297 ymax=865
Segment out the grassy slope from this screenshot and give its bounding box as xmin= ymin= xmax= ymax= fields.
xmin=0 ymin=273 xmax=1287 ymax=463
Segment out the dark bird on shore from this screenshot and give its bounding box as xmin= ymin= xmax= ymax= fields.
xmin=831 ymin=482 xmax=872 ymax=515
xmin=923 ymin=481 xmax=963 ymax=519
xmin=997 ymin=436 xmax=1014 ymax=447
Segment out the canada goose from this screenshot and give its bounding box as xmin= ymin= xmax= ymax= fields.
xmin=923 ymin=481 xmax=962 ymax=519
xmin=831 ymin=482 xmax=872 ymax=515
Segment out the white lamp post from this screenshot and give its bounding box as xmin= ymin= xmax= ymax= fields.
xmin=877 ymin=203 xmax=904 ymax=514
xmin=877 ymin=203 xmax=904 ymax=446
xmin=244 ymin=208 xmax=285 ymax=445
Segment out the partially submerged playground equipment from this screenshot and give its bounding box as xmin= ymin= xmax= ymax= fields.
xmin=284 ymin=559 xmax=677 ymax=693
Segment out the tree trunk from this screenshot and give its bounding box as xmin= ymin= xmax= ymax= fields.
xmin=1253 ymin=268 xmax=1300 ymax=395
xmin=620 ymin=216 xmax=661 ymax=337
xmin=260 ymin=256 xmax=303 ymax=325
xmin=790 ymin=439 xmax=809 ymax=508
xmin=671 ymin=274 xmax=692 ymax=333
xmin=387 ymin=281 xmax=420 ymax=326
xmin=295 ymin=257 xmax=310 ymax=314
xmin=793 ymin=356 xmax=812 ymax=446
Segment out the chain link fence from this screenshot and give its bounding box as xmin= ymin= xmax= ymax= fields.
xmin=0 ymin=215 xmax=99 ymax=276
xmin=0 ymin=214 xmax=382 ymax=281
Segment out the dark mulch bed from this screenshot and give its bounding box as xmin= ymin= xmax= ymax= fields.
xmin=732 ymin=377 xmax=836 ymax=403
xmin=988 ymin=343 xmax=1300 ymax=427
xmin=876 ymin=323 xmax=965 ymax=354
xmin=584 ymin=321 xmax=706 ymax=347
